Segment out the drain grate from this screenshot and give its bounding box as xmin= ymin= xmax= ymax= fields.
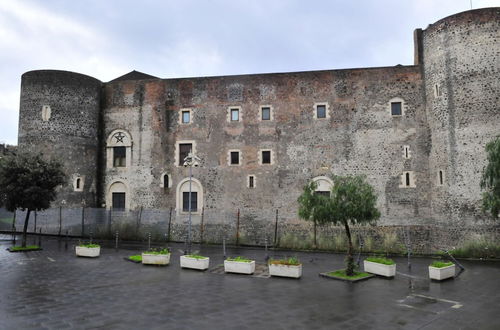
xmin=397 ymin=294 xmax=462 ymax=314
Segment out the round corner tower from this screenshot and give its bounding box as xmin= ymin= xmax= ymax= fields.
xmin=18 ymin=70 xmax=103 ymax=208
xmin=421 ymin=8 xmax=500 ymax=222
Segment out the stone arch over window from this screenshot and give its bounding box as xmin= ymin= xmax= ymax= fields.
xmin=106 ymin=129 xmax=132 ymax=168
xmin=176 ymin=178 xmax=203 ymax=215
xmin=106 ymin=181 xmax=129 ymax=210
xmin=312 ymin=176 xmax=333 ymax=196
xmin=73 ymin=175 xmax=85 ymax=192
xmin=161 ymin=173 xmax=172 ymax=189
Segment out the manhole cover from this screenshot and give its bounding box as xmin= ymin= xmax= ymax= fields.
xmin=209 ymin=263 xmax=270 ymax=278
xmin=398 ymin=294 xmax=462 ymax=314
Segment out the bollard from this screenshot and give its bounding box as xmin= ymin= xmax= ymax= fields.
xmin=38 ymin=228 xmax=42 ymax=247
xmin=115 ymin=231 xmax=119 ymax=251
xmin=265 ymin=238 xmax=269 ymax=261
xmin=223 ymin=237 xmax=226 ymax=259
xmin=65 ymin=230 xmax=69 ymax=250
xmin=89 ymin=231 xmax=93 ymax=244
xmin=148 ymin=232 xmax=151 ymax=250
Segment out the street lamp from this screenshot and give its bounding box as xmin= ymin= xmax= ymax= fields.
xmin=183 ymin=152 xmax=201 ymax=255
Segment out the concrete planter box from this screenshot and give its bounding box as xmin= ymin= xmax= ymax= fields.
xmin=180 ymin=256 xmax=210 ymax=270
xmin=364 ymin=260 xmax=396 ymax=277
xmin=142 ymin=253 xmax=170 ymax=266
xmin=75 ymin=246 xmax=100 ymax=258
xmin=269 ymin=264 xmax=302 ymax=278
xmin=224 ymin=260 xmax=255 ymax=274
xmin=429 ymin=264 xmax=455 ymax=280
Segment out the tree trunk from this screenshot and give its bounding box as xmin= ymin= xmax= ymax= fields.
xmin=344 ymin=221 xmax=355 ymax=276
xmin=21 ymin=209 xmax=31 ymax=248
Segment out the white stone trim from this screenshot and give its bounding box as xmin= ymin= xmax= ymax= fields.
xmin=227 ymin=149 xmax=242 ymax=166
xmin=160 ymin=172 xmax=172 ymax=188
xmin=388 ymin=97 xmax=406 ymax=117
xmin=399 ymin=171 xmax=416 ymax=188
xmin=41 ymin=105 xmax=51 ymax=121
xmin=227 ymin=106 xmax=242 ymax=122
xmin=259 ymin=149 xmax=274 ymax=165
xmin=73 ymin=175 xmax=85 ymax=192
xmin=313 ymin=102 xmax=330 ymax=119
xmin=106 ymin=129 xmax=132 ymax=169
xmin=176 ymin=177 xmax=203 ymax=215
xmin=247 ymin=175 xmax=256 ymax=188
xmin=312 ymin=176 xmax=333 ymax=192
xmin=174 ymin=140 xmax=197 ymax=167
xmin=403 ymin=145 xmax=411 ymax=159
xmin=259 ymin=105 xmax=274 ymax=121
xmin=179 ymin=108 xmax=193 ymax=125
xmin=106 ymin=181 xmax=129 ymax=210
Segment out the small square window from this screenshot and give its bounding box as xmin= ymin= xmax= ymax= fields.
xmin=261 ymin=107 xmax=271 ymax=120
xmin=316 ymin=105 xmax=326 ymax=118
xmin=391 ymin=102 xmax=402 ymax=116
xmin=262 ymin=150 xmax=271 ymax=164
xmin=230 ymin=151 xmax=240 ymax=165
xmin=181 ymin=111 xmax=190 ymax=123
xmin=231 ymin=108 xmax=239 ymax=121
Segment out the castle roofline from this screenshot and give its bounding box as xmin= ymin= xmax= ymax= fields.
xmin=108 ymin=70 xmax=159 ymax=83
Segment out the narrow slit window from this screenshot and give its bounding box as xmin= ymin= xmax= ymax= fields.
xmin=405 ymin=173 xmax=410 ymax=186
xmin=439 ymin=170 xmax=443 ymax=185
xmin=391 ymin=102 xmax=402 ymax=116
xmin=76 ymin=178 xmax=81 ymax=189
xmin=163 ymin=174 xmax=169 ymax=189
xmin=248 ymin=175 xmax=255 ymax=188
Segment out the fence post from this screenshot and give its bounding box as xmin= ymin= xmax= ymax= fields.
xmin=107 ymin=208 xmax=112 ymax=237
xmin=167 ymin=207 xmax=172 ymax=242
xmin=273 ymin=209 xmax=279 ymax=247
xmin=236 ymin=208 xmax=240 ymax=246
xmin=313 ymin=220 xmax=317 ymax=249
xmin=81 ymin=207 xmax=85 ymax=237
xmin=58 ymin=206 xmax=62 ymax=236
xmin=200 ymin=206 xmax=205 ymax=245
xmin=34 ymin=210 xmax=37 ymax=233
xmin=136 ymin=206 xmax=143 ymax=238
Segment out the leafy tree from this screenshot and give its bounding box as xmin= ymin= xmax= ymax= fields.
xmin=298 ymin=175 xmax=380 ymax=276
xmin=481 ymin=136 xmax=500 ymax=219
xmin=0 ymin=153 xmax=65 ymax=247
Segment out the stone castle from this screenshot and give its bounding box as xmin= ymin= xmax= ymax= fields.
xmin=18 ymin=8 xmax=499 ymax=227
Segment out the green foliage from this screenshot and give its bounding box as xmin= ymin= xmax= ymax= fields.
xmin=9 ymin=245 xmax=40 ymax=251
xmin=226 ymin=256 xmax=253 ymax=262
xmin=269 ymin=256 xmax=301 ymax=266
xmin=430 ymin=261 xmax=454 ymax=268
xmin=448 ymin=238 xmax=500 ymax=259
xmin=365 ymin=256 xmax=395 ymax=265
xmin=279 ymin=232 xmax=314 ymax=250
xmin=78 ymin=244 xmax=100 ymax=248
xmin=128 ymin=255 xmax=142 ymax=262
xmin=0 ymin=153 xmax=66 ymax=212
xmin=480 ymin=136 xmax=500 ymax=219
xmin=144 ymin=248 xmax=169 ymax=255
xmin=326 ymin=269 xmax=371 ymax=280
xmin=185 ymin=254 xmax=208 ymax=259
xmin=381 ymin=232 xmax=405 ymax=254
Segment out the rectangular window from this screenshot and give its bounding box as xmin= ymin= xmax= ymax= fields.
xmin=179 ymin=143 xmax=192 ymax=165
xmin=316 ymin=105 xmax=326 ymax=118
xmin=248 ymin=175 xmax=255 ymax=188
xmin=230 ymin=151 xmax=240 ymax=165
xmin=261 ymin=107 xmax=271 ymax=120
xmin=262 ymin=150 xmax=271 ymax=164
xmin=391 ymin=102 xmax=402 ymax=116
xmin=231 ymin=108 xmax=239 ymax=121
xmin=181 ymin=111 xmax=190 ymax=123
xmin=315 ymin=191 xmax=330 ymax=197
xmin=113 ymin=147 xmax=126 ymax=167
xmin=182 ymin=191 xmax=197 ymax=212
xmin=112 ymin=192 xmax=126 ymax=210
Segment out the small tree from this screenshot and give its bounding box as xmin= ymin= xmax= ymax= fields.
xmin=481 ymin=136 xmax=500 ymax=219
xmin=0 ymin=153 xmax=65 ymax=247
xmin=298 ymin=175 xmax=380 ymax=276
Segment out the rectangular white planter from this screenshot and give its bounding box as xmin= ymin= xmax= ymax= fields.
xmin=364 ymin=260 xmax=396 ymax=277
xmin=180 ymin=256 xmax=210 ymax=270
xmin=224 ymin=260 xmax=255 ymax=274
xmin=142 ymin=253 xmax=170 ymax=265
xmin=269 ymin=264 xmax=302 ymax=278
xmin=429 ymin=264 xmax=455 ymax=280
xmin=75 ymin=246 xmax=100 ymax=258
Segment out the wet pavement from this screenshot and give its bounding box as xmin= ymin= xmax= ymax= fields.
xmin=0 ymin=234 xmax=499 ymax=329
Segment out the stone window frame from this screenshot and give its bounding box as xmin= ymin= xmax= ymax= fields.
xmin=41 ymin=105 xmax=51 ymax=121
xmin=179 ymin=108 xmax=193 ymax=125
xmin=403 ymin=145 xmax=411 ymax=159
xmin=434 ymin=84 xmax=442 ymax=98
xmin=389 ymin=97 xmax=406 ymax=117
xmin=247 ymin=175 xmax=256 ymax=188
xmin=259 ymin=149 xmax=274 ymax=165
xmin=106 ymin=181 xmax=130 ymax=210
xmin=73 ymin=175 xmax=85 ymax=192
xmin=160 ymin=172 xmax=172 ymax=189
xmin=259 ymin=105 xmax=274 ymax=121
xmin=175 ymin=140 xmax=197 ymax=167
xmin=106 ymin=129 xmax=133 ymax=169
xmin=176 ymin=177 xmax=204 ymax=215
xmin=437 ymin=169 xmax=445 ymax=187
xmin=399 ymin=171 xmax=416 ymax=188
xmin=311 ymin=176 xmax=334 ymax=195
xmin=313 ymin=102 xmax=330 ymax=120
xmin=227 ymin=149 xmax=242 ymax=166
xmin=227 ymin=106 xmax=242 ymax=122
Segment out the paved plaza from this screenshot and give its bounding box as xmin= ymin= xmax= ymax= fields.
xmin=0 ymin=234 xmax=499 ymax=330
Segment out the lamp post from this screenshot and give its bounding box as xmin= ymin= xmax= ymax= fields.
xmin=183 ymin=152 xmax=201 ymax=255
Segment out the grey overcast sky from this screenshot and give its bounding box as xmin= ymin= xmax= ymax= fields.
xmin=1 ymin=0 xmax=499 ymax=145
